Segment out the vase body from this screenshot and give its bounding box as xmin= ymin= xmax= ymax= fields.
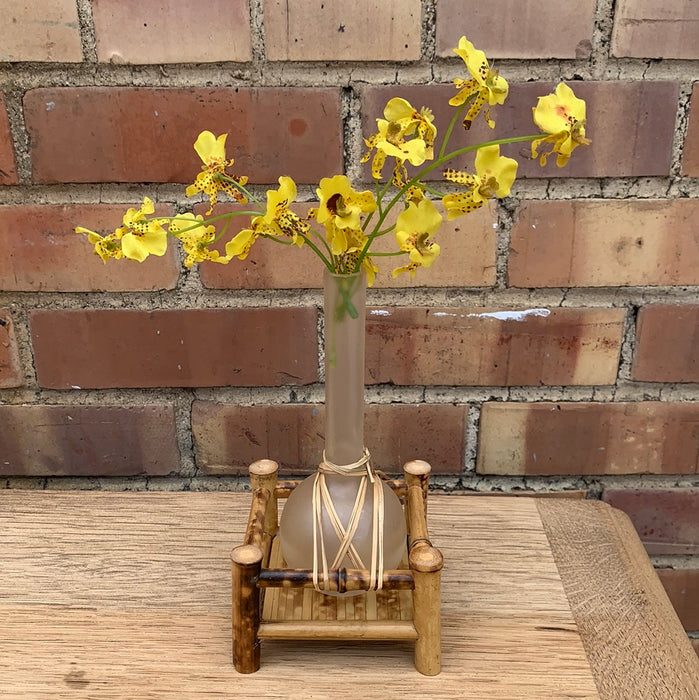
xmin=279 ymin=270 xmax=406 ymax=577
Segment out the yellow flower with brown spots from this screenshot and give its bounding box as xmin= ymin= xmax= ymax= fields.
xmin=225 ymin=226 xmax=259 ymax=261
xmin=316 ymin=175 xmax=376 ymax=254
xmin=362 ymin=98 xmax=436 ymax=185
xmin=531 ymin=83 xmax=591 ymax=167
xmin=226 ymin=177 xmax=309 ymax=260
xmin=168 ymin=213 xmax=229 ymax=268
xmin=186 ymin=131 xmax=249 ymax=214
xmin=328 ymin=226 xmax=379 ymax=286
xmin=450 ymin=37 xmax=509 ymax=129
xmin=77 ymin=197 xmax=167 ymax=263
xmin=442 ymin=145 xmax=517 ymax=219
xmin=392 ymin=198 xmax=442 ymax=278
xmin=118 ymin=197 xmax=169 ymax=262
xmin=257 ymin=176 xmax=310 ymax=247
xmin=75 ymin=226 xmax=125 ymax=263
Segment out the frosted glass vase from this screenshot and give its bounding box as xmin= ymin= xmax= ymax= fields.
xmin=279 ymin=270 xmax=407 ymax=583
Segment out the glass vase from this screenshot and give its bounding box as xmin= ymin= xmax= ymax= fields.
xmin=279 ymin=270 xmax=407 ymax=586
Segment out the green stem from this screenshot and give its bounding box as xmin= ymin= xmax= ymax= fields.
xmin=438 ymin=101 xmax=469 ymax=159
xmin=370 ymin=250 xmax=405 ymax=257
xmin=162 ymin=211 xmax=263 ymax=231
xmin=298 ymin=233 xmax=335 ymax=272
xmin=420 ymin=183 xmax=447 ymax=198
xmin=214 ymin=215 xmax=232 ymax=244
xmin=258 ymin=229 xmax=334 ymax=272
xmin=309 ymin=224 xmax=335 ymax=262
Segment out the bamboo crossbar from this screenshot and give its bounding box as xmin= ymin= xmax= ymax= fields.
xmin=258 ymin=620 xmax=419 ymax=641
xmin=257 ymin=567 xmax=415 ymax=592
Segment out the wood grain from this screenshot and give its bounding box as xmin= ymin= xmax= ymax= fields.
xmin=537 ymin=498 xmax=699 ymax=700
xmin=0 ymin=491 xmax=691 ymax=697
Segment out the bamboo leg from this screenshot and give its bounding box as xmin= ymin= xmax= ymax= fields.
xmin=231 ymin=544 xmax=263 ymax=674
xmin=404 ymin=461 xmax=442 ymax=675
xmin=249 ymin=459 xmax=279 ymax=536
xmin=403 ymin=460 xmax=431 ymax=500
xmin=410 ymin=545 xmax=443 ymax=676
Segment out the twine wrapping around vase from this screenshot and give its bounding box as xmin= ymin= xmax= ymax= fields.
xmin=311 ymin=447 xmax=385 ymax=592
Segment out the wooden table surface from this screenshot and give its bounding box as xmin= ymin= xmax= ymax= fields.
xmin=1 ymin=491 xmax=697 ymax=699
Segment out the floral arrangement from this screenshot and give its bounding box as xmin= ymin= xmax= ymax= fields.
xmin=76 ymin=37 xmax=590 ymax=298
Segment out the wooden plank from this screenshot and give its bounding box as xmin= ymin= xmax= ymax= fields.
xmin=537 ymin=499 xmax=699 ymax=700
xmin=4 ymin=491 xmax=691 ymax=697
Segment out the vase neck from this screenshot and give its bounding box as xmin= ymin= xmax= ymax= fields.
xmin=323 ymin=270 xmax=366 ymax=466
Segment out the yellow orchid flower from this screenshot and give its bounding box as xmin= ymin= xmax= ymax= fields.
xmin=119 ymin=197 xmax=168 ymax=262
xmin=225 ymin=177 xmax=309 ymax=260
xmin=531 ymin=83 xmax=591 ymax=167
xmin=316 ymin=175 xmax=376 ymax=233
xmin=75 ymin=226 xmax=124 ymax=263
xmin=383 ymin=98 xmax=437 ymax=158
xmin=225 ymin=226 xmax=259 ymax=261
xmin=392 ymin=199 xmax=442 ymax=278
xmin=362 ymin=98 xmax=436 ymax=185
xmin=332 ymin=227 xmax=379 ymax=286
xmin=357 ymin=254 xmax=379 ymax=287
xmin=168 ymin=213 xmax=228 ymax=268
xmin=323 ymin=220 xmax=352 ymax=256
xmin=450 ymin=36 xmax=509 ymax=129
xmin=257 ymin=176 xmax=309 ymax=247
xmin=442 ymin=145 xmax=517 ymax=220
xmin=186 ymin=130 xmax=249 ymax=214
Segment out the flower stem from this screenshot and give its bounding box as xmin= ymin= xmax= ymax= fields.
xmin=298 ymin=234 xmax=335 ymax=272
xmin=438 ymin=101 xmax=469 ymax=159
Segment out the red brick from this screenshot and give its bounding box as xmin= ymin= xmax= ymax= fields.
xmin=361 ymin=81 xmax=678 ymax=179
xmin=632 ymin=305 xmax=699 ymax=383
xmin=365 ymin=307 xmax=624 ymax=386
xmin=477 ymin=402 xmax=699 ymax=476
xmin=657 ymin=568 xmax=699 ymax=631
xmin=264 ymin=0 xmax=421 ymax=61
xmin=602 ymin=488 xmax=699 ymax=555
xmin=30 ymin=308 xmax=318 ymax=389
xmin=24 ymin=88 xmax=342 ymax=184
xmin=612 ymin=0 xmax=699 ymax=59
xmin=192 ymin=401 xmax=466 ymax=475
xmin=0 ymin=309 xmax=22 ymax=388
xmin=198 ymin=202 xmax=497 ymax=289
xmin=92 ymin=0 xmax=252 ymax=64
xmin=0 ymin=0 xmax=82 ymax=62
xmin=0 ymin=94 xmax=17 ymax=185
xmin=509 ymin=199 xmax=699 ymax=288
xmin=436 ymin=0 xmax=595 ymax=59
xmin=682 ymin=86 xmax=699 ymax=176
xmin=0 ymin=404 xmax=179 ymax=476
xmin=0 ymin=204 xmax=179 ymax=292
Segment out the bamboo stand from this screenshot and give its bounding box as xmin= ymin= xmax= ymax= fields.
xmin=231 ymin=459 xmax=443 ymax=676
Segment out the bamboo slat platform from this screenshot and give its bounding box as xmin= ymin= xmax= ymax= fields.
xmin=1 ymin=490 xmax=698 ymax=699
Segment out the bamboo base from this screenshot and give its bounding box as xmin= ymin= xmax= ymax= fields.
xmin=231 ymin=459 xmax=443 ymax=676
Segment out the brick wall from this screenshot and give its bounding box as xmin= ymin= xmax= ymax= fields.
xmin=0 ymin=0 xmax=697 ymax=646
